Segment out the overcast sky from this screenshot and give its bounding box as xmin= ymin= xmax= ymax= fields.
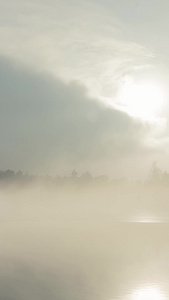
xmin=1 ymin=0 xmax=169 ymax=178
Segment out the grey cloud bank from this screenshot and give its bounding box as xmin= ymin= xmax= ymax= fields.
xmin=0 ymin=56 xmax=150 ymax=177
xmin=0 ymin=0 xmax=169 ymax=177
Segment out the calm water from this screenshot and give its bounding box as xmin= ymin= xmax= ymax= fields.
xmin=0 ymin=186 xmax=169 ymax=300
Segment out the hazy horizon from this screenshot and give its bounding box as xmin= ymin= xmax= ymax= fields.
xmin=1 ymin=0 xmax=169 ymax=178
xmin=1 ymin=1 xmax=169 ymax=300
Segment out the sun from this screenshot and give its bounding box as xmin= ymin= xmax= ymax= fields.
xmin=117 ymin=76 xmax=165 ymax=120
xmin=132 ymin=286 xmax=165 ymax=300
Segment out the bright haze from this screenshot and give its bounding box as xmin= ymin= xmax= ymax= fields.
xmin=2 ymin=2 xmax=169 ymax=300
xmin=1 ymin=0 xmax=169 ymax=178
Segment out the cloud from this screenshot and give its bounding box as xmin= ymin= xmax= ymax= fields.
xmin=0 ymin=0 xmax=153 ymax=103
xmin=0 ymin=56 xmax=148 ymax=176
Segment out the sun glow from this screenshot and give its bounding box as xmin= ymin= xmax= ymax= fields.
xmin=132 ymin=286 xmax=165 ymax=300
xmin=117 ymin=77 xmax=165 ymax=120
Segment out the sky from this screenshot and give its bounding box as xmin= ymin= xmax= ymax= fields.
xmin=1 ymin=0 xmax=169 ymax=178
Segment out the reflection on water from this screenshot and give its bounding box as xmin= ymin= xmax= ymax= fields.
xmin=131 ymin=286 xmax=165 ymax=300
xmin=129 ymin=214 xmax=169 ymax=223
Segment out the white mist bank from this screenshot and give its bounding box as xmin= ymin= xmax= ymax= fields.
xmin=0 ymin=182 xmax=169 ymax=223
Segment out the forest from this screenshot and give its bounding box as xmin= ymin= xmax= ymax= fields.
xmin=0 ymin=162 xmax=169 ymax=188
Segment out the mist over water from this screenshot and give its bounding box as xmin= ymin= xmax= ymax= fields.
xmin=2 ymin=0 xmax=169 ymax=299
xmin=1 ymin=182 xmax=169 ymax=300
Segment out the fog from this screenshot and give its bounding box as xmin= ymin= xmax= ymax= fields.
xmin=0 ymin=180 xmax=169 ymax=300
xmin=1 ymin=0 xmax=169 ymax=299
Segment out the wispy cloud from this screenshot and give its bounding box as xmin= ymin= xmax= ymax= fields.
xmin=0 ymin=0 xmax=153 ymax=102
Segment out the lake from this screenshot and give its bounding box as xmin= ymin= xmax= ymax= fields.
xmin=0 ymin=184 xmax=169 ymax=300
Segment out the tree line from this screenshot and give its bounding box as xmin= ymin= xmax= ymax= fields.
xmin=0 ymin=162 xmax=169 ymax=187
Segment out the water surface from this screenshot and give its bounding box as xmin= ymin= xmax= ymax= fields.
xmin=0 ymin=185 xmax=169 ymax=300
